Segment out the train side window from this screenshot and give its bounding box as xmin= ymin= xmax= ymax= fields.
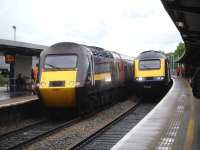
xmin=94 ymin=61 xmax=111 ymax=74
xmin=87 ymin=63 xmax=91 ymax=81
xmin=87 ymin=56 xmax=95 ymax=86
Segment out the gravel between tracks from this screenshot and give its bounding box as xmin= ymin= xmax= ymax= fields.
xmin=0 ymin=118 xmax=45 ymax=136
xmin=25 ymin=96 xmax=138 ymax=150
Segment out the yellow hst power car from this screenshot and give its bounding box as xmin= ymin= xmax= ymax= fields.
xmin=134 ymin=50 xmax=171 ymax=96
xmin=36 ymin=42 xmax=134 ymax=112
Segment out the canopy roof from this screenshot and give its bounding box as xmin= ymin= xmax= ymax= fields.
xmin=0 ymin=39 xmax=47 ymax=56
xmin=161 ymin=0 xmax=200 ymax=65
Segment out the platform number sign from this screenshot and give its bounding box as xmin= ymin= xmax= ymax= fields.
xmin=5 ymin=55 xmax=15 ymax=64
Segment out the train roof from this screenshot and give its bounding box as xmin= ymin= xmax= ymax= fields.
xmin=88 ymin=46 xmax=113 ymax=58
xmin=137 ymin=50 xmax=166 ymax=60
xmin=41 ymin=42 xmax=91 ymax=56
xmin=42 ymin=42 xmax=114 ymax=59
xmin=42 ymin=42 xmax=132 ymax=60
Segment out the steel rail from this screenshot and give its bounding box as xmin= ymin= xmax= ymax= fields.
xmin=0 ymin=117 xmax=81 ymax=150
xmin=70 ymin=101 xmax=142 ymax=150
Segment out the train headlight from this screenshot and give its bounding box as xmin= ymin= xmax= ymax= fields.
xmin=105 ymin=78 xmax=111 ymax=82
xmin=68 ymin=81 xmax=81 ymax=87
xmin=155 ymin=77 xmax=164 ymax=80
xmin=160 ymin=77 xmax=164 ymax=80
xmin=136 ymin=77 xmax=144 ymax=81
xmin=38 ymin=81 xmax=46 ymax=88
xmin=75 ymin=81 xmax=81 ymax=87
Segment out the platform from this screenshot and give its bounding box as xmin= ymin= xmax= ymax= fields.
xmin=112 ymin=78 xmax=199 ymax=150
xmin=0 ymin=87 xmax=38 ymax=109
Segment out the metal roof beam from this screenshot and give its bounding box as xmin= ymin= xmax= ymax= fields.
xmin=166 ymin=3 xmax=200 ymax=14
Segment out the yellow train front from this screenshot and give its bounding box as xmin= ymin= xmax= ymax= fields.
xmin=37 ymin=42 xmax=134 ymax=110
xmin=37 ymin=42 xmax=83 ymax=108
xmin=134 ymin=50 xmax=171 ymax=96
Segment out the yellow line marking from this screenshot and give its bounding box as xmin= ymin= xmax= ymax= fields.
xmin=184 ymin=86 xmax=195 ymax=150
xmin=184 ymin=119 xmax=195 ymax=150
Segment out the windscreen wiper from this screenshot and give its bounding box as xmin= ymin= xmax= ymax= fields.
xmin=45 ymin=63 xmax=62 ymax=70
xmin=141 ymin=64 xmax=151 ymax=69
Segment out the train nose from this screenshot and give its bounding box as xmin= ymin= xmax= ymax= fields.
xmin=38 ymin=71 xmax=77 ymax=108
xmin=39 ymin=87 xmax=76 ymax=107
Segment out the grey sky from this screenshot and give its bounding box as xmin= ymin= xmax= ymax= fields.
xmin=0 ymin=0 xmax=182 ymax=57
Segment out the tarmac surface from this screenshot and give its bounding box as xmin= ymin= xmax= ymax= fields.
xmin=112 ymin=78 xmax=200 ymax=150
xmin=0 ymin=86 xmax=38 ymax=109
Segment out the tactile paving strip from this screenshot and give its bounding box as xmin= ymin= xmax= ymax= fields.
xmin=156 ymin=94 xmax=186 ymax=150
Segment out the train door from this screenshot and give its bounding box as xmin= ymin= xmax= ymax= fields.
xmin=91 ymin=55 xmax=95 ymax=86
xmin=87 ymin=55 xmax=95 ymax=87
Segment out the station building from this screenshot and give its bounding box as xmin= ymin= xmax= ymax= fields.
xmin=0 ymin=39 xmax=47 ymax=93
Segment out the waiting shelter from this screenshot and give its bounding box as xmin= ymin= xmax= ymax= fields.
xmin=0 ymin=39 xmax=47 ymax=93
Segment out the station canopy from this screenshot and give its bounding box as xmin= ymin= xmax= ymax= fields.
xmin=161 ymin=0 xmax=200 ymax=64
xmin=0 ymin=39 xmax=47 ymax=56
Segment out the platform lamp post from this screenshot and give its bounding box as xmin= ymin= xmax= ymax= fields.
xmin=10 ymin=25 xmax=16 ymax=92
xmin=12 ymin=26 xmax=16 ymax=41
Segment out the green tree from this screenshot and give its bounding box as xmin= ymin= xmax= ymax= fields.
xmin=0 ymin=74 xmax=7 ymax=86
xmin=173 ymin=42 xmax=185 ymax=60
xmin=166 ymin=42 xmax=185 ymax=75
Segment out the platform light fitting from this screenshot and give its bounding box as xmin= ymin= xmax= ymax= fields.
xmin=176 ymin=21 xmax=184 ymax=28
xmin=12 ymin=26 xmax=16 ymax=29
xmin=12 ymin=25 xmax=16 ymax=41
xmin=182 ymin=34 xmax=188 ymax=38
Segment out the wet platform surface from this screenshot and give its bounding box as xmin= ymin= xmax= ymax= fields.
xmin=0 ymin=87 xmax=38 ymax=109
xmin=0 ymin=87 xmax=9 ymax=101
xmin=112 ymin=78 xmax=200 ymax=150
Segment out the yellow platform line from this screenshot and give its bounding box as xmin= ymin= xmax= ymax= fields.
xmin=184 ymin=88 xmax=195 ymax=150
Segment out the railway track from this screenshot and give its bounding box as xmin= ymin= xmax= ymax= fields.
xmin=0 ymin=117 xmax=81 ymax=150
xmin=71 ymin=102 xmax=156 ymax=150
xmin=0 ymin=96 xmax=142 ymax=150
xmin=0 ymin=100 xmax=135 ymax=150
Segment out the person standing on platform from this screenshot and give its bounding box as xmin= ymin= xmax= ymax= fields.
xmin=32 ymin=64 xmax=39 ymax=94
xmin=16 ymin=73 xmax=25 ymax=91
xmin=181 ymin=66 xmax=185 ymax=78
xmin=33 ymin=64 xmax=39 ymax=83
xmin=176 ymin=67 xmax=180 ymax=77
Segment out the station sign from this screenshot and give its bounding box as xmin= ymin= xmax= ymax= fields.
xmin=5 ymin=55 xmax=15 ymax=64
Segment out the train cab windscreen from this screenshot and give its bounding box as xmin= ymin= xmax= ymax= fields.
xmin=44 ymin=55 xmax=77 ymax=70
xmin=139 ymin=59 xmax=160 ymax=70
